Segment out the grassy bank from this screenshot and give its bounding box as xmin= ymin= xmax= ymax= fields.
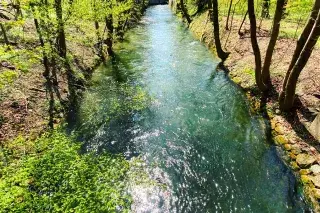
xmin=0 ymin=131 xmax=131 ymax=212
xmin=185 ymin=6 xmax=320 ymax=211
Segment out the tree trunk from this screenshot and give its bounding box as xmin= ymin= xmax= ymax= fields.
xmin=248 ymin=0 xmax=268 ymax=92
xmin=94 ymin=21 xmax=105 ymax=60
xmin=105 ymin=14 xmax=114 ymax=56
xmin=225 ymin=0 xmax=233 ymax=30
xmin=279 ymin=0 xmax=320 ymax=105
xmin=280 ymin=9 xmax=320 ymax=111
xmin=238 ymin=11 xmax=248 ymax=37
xmin=33 ymin=15 xmax=54 ymax=129
xmin=208 ymin=0 xmax=229 ymax=61
xmin=54 ymin=0 xmax=67 ymax=58
xmin=261 ymin=0 xmax=287 ymax=86
xmin=261 ymin=0 xmax=270 ymax=18
xmin=0 ymin=23 xmax=9 ymax=45
xmin=180 ymin=0 xmax=192 ymax=24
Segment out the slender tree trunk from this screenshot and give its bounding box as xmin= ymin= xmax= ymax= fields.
xmin=0 ymin=23 xmax=9 ymax=45
xmin=208 ymin=0 xmax=229 ymax=61
xmin=105 ymin=14 xmax=114 ymax=56
xmin=226 ymin=0 xmax=233 ymax=30
xmin=238 ymin=10 xmax=248 ymax=37
xmin=179 ymin=0 xmax=192 ymax=24
xmin=54 ymin=0 xmax=67 ymax=58
xmin=261 ymin=0 xmax=287 ymax=86
xmin=33 ymin=15 xmax=54 ymax=129
xmin=279 ymin=0 xmax=320 ymax=104
xmin=248 ymin=0 xmax=268 ymax=92
xmin=94 ymin=21 xmax=105 ymax=60
xmin=280 ymin=9 xmax=320 ymax=111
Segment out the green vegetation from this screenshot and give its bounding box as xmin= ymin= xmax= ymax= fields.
xmin=0 ymin=131 xmax=131 ymax=212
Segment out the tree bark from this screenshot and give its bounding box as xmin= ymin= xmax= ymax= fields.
xmin=248 ymin=0 xmax=268 ymax=92
xmin=280 ymin=9 xmax=320 ymax=111
xmin=179 ymin=0 xmax=192 ymax=24
xmin=208 ymin=0 xmax=229 ymax=61
xmin=225 ymin=0 xmax=233 ymax=30
xmin=279 ymin=0 xmax=320 ymax=106
xmin=105 ymin=14 xmax=114 ymax=56
xmin=33 ymin=15 xmax=54 ymax=129
xmin=261 ymin=0 xmax=287 ymax=86
xmin=261 ymin=0 xmax=270 ymax=18
xmin=238 ymin=10 xmax=248 ymax=37
xmin=54 ymin=0 xmax=67 ymax=58
xmin=0 ymin=23 xmax=9 ymax=45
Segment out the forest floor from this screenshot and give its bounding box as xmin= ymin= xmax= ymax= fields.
xmin=0 ymin=20 xmax=98 ymax=142
xmin=190 ymin=11 xmax=320 ymax=210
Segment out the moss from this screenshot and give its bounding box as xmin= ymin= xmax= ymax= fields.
xmin=291 ymin=161 xmax=300 ymax=170
xmin=300 ymin=169 xmax=310 ymax=175
xmin=284 ymin=144 xmax=292 ymax=151
xmin=301 ymin=175 xmax=312 ymax=185
xmin=289 ymin=152 xmax=297 ymax=160
xmin=232 ymin=76 xmax=242 ymax=84
xmin=275 ymin=125 xmax=286 ymax=135
xmin=274 ymin=135 xmax=289 ymax=145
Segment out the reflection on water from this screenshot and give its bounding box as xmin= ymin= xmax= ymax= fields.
xmin=75 ymin=5 xmax=309 ymax=213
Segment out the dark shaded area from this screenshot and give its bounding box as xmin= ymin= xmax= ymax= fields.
xmin=282 ymin=98 xmax=319 ymax=149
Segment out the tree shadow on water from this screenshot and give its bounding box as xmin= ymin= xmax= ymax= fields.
xmin=66 ymin=54 xmax=146 ymax=157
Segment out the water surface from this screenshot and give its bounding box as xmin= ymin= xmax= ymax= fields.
xmin=76 ymin=5 xmax=308 ymax=212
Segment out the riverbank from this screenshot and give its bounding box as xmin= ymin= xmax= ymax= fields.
xmin=0 ymin=3 xmax=147 ymax=211
xmin=0 ymin=19 xmax=99 ymax=142
xmin=188 ymin=9 xmax=320 ymax=210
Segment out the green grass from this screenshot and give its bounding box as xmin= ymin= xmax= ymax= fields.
xmin=0 ymin=131 xmax=131 ymax=212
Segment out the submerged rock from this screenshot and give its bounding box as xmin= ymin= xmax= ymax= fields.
xmin=296 ymin=154 xmax=316 ymax=168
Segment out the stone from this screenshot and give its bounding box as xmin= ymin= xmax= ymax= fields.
xmin=284 ymin=144 xmax=292 ymax=151
xmin=311 ymin=165 xmax=320 ymax=175
xmin=275 ymin=125 xmax=285 ymax=135
xmin=296 ymin=154 xmax=316 ymax=168
xmin=274 ymin=135 xmax=289 ymax=145
xmin=291 ymin=145 xmax=302 ymax=155
xmin=271 ymin=120 xmax=276 ymax=130
xmin=310 ymin=113 xmax=320 ymax=141
xmin=291 ymin=162 xmax=300 ymax=170
xmin=232 ymin=77 xmax=242 ymax=84
xmin=313 ymin=188 xmax=320 ymax=199
xmin=312 ymin=175 xmax=320 ymax=188
xmin=301 ymin=175 xmax=312 ymax=184
xmin=300 ymin=169 xmax=310 ymax=175
xmin=289 ymin=152 xmax=297 ymax=160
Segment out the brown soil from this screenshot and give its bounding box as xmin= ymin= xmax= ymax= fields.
xmin=0 ymin=21 xmax=97 ymax=143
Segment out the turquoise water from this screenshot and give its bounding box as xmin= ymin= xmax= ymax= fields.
xmin=75 ymin=5 xmax=309 ymax=212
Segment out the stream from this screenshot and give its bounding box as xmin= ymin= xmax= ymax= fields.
xmin=75 ymin=5 xmax=309 ymax=212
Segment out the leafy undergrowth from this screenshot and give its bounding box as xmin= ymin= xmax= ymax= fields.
xmin=0 ymin=131 xmax=131 ymax=212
